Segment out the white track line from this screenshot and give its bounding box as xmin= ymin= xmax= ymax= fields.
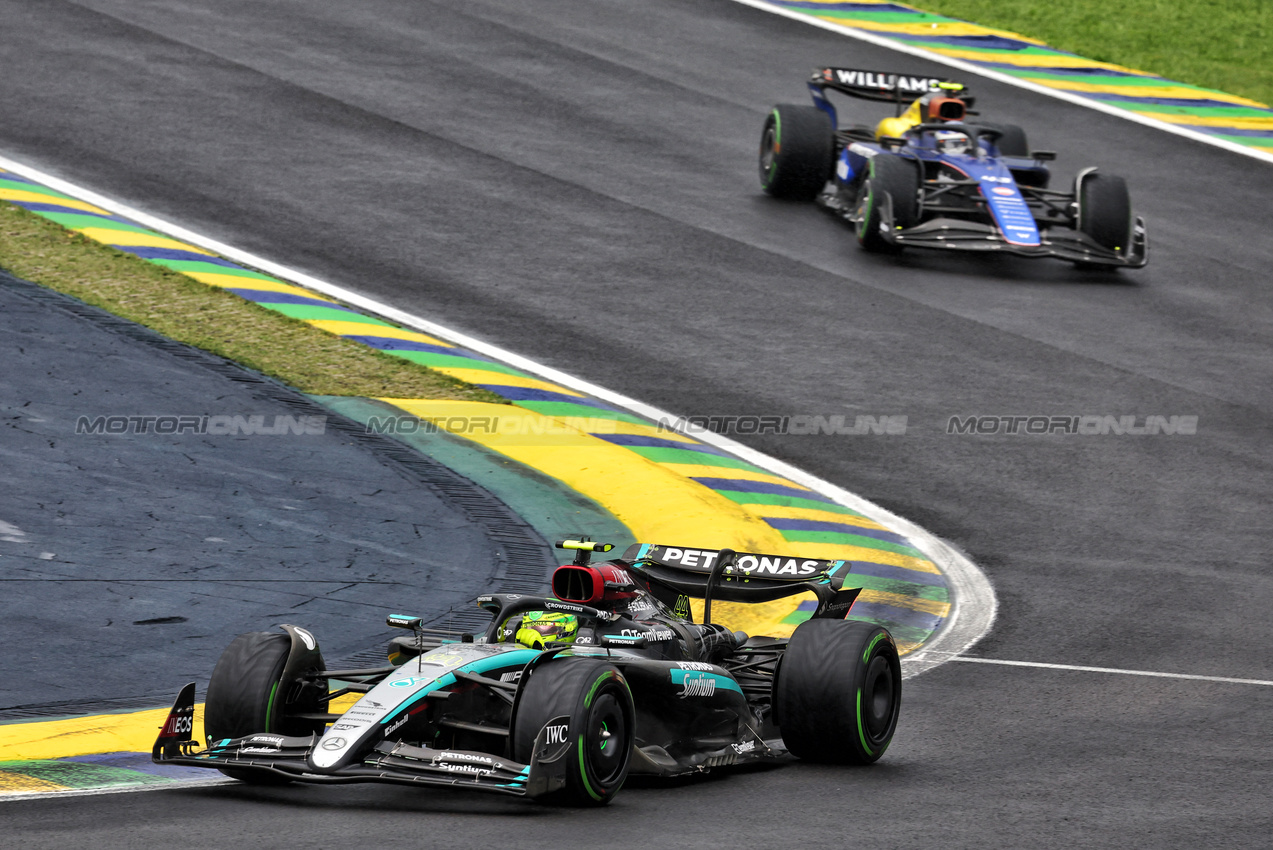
xmin=726 ymin=0 xmax=1273 ymax=167
xmin=948 ymin=656 xmax=1273 ymax=686
xmin=0 ymin=155 xmax=997 ymax=675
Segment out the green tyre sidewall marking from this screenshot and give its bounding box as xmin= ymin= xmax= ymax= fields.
xmin=855 ymin=687 xmax=875 ymax=758
xmin=578 ymin=737 xmax=603 ymax=801
xmin=264 ymin=680 xmax=280 ymax=731
xmin=863 ymin=631 xmax=888 ymax=663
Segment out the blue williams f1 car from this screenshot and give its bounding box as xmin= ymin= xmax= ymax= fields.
xmin=759 ymin=67 xmax=1148 ymax=268
xmin=153 ymin=540 xmax=901 ymax=806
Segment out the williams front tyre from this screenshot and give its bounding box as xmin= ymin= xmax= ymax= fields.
xmin=854 ymin=155 xmax=920 ymax=253
xmin=1075 ymin=170 xmax=1133 ymax=256
xmin=774 ymin=619 xmax=902 ymax=764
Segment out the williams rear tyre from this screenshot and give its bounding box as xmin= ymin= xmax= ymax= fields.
xmin=971 ymin=122 xmax=1030 ymax=157
xmin=774 ymin=619 xmax=901 ymax=764
xmin=853 ymin=155 xmax=920 ymax=253
xmin=513 ymin=661 xmax=634 ymax=806
xmin=204 ymin=630 xmax=327 ymax=784
xmin=1076 ymin=171 xmax=1133 ymax=253
xmin=759 ymin=104 xmax=835 ymax=201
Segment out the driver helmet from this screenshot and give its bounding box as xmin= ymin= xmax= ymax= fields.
xmin=934 ymin=129 xmax=971 ymax=155
xmin=515 ymin=610 xmax=579 ymax=649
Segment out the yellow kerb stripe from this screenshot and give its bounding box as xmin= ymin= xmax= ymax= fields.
xmin=306 ymin=321 xmax=453 ymax=345
xmin=437 ymin=368 xmax=581 ymax=396
xmin=0 ymin=188 xmax=112 ymax=214
xmin=76 ymin=228 xmax=215 ymax=254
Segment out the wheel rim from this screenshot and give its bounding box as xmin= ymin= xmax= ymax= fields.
xmin=760 ymin=123 xmax=777 ymax=180
xmin=853 ymin=179 xmax=874 ymax=239
xmin=863 ymin=654 xmax=896 ymax=741
xmin=586 ymin=692 xmax=627 ymax=785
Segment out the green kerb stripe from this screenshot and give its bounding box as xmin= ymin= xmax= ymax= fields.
xmin=148 ymin=260 xmax=280 ymax=280
xmin=714 ymin=489 xmax=862 ymax=515
xmin=388 ymin=351 xmax=527 ymax=376
xmin=263 ymin=304 xmax=395 ymax=325
xmin=844 ymin=574 xmax=949 ymax=603
xmin=34 ymin=214 xmax=155 ymax=233
xmin=799 ymin=9 xmax=957 ymax=24
xmin=632 ymin=446 xmax=767 ymax=473
xmin=776 ymin=529 xmax=926 ymax=558
xmin=1111 ymin=103 xmax=1273 ymax=118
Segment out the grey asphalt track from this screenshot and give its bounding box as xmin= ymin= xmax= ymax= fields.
xmin=1 ymin=0 xmax=1271 ymax=846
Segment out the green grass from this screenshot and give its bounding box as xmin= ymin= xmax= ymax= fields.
xmin=915 ymin=0 xmax=1273 ymax=106
xmin=0 ymin=202 xmax=507 ymax=403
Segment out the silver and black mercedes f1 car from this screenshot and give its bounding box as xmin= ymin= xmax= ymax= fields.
xmin=759 ymin=66 xmax=1148 ymax=268
xmin=153 ymin=540 xmax=902 ymax=806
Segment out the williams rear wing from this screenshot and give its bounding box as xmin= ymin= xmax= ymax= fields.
xmin=808 ymin=67 xmax=971 ymax=127
xmin=810 ymin=67 xmax=964 ymax=103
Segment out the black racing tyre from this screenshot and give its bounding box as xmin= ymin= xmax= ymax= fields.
xmin=774 ymin=619 xmax=901 ymax=764
xmin=759 ymin=104 xmax=835 ymax=201
xmin=205 ymin=631 xmax=327 ymax=784
xmin=853 ymin=155 xmax=920 ymax=253
xmin=971 ymin=122 xmax=1030 ymax=157
xmin=1076 ymin=172 xmax=1133 ymax=252
xmin=512 ymin=661 xmax=634 ymax=806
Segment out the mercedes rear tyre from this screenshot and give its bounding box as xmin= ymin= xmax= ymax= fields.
xmin=774 ymin=619 xmax=902 ymax=764
xmin=204 ymin=630 xmax=327 ymax=784
xmin=759 ymin=104 xmax=835 ymax=201
xmin=1076 ymin=171 xmax=1133 ymax=254
xmin=513 ymin=661 xmax=634 ymax=806
xmin=854 ymin=155 xmax=920 ymax=253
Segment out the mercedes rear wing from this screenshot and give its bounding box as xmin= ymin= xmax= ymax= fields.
xmin=617 ymin=543 xmax=860 ymax=619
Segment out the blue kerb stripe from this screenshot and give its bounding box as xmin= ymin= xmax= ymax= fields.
xmin=228 ymin=290 xmax=337 ymax=307
xmin=849 ymin=561 xmax=949 ymax=588
xmin=109 ymin=246 xmax=243 ymax=266
xmin=692 ymin=477 xmax=835 ymax=503
xmin=1179 ymin=126 xmax=1273 ymax=139
xmin=1081 ymin=93 xmax=1270 ymax=109
xmin=763 ymin=517 xmax=910 ymax=546
xmin=592 ymin=433 xmax=727 ymax=456
xmin=491 ymin=387 xmax=609 ymax=406
xmin=770 ymin=1 xmax=925 ymax=13
xmin=9 ymin=202 xmax=138 ymax=223
xmin=891 ymin=33 xmax=1043 ymax=50
xmin=0 ymin=172 xmax=44 ymax=186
